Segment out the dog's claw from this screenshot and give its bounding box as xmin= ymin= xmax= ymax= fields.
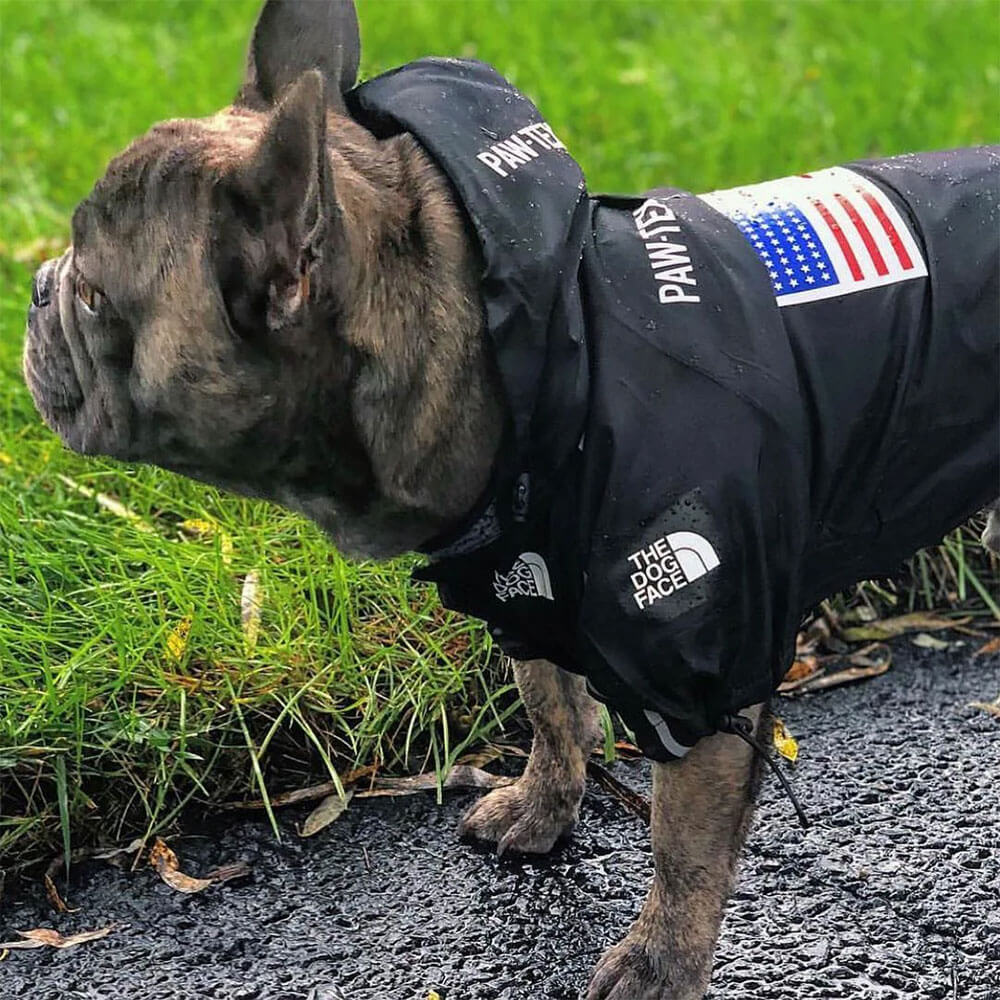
xmin=458 ymin=780 xmax=577 ymax=855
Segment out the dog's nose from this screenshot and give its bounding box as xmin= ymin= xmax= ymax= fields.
xmin=31 ymin=259 xmax=57 ymax=309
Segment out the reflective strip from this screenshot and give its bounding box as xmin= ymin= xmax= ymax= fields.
xmin=643 ymin=710 xmax=695 ymax=758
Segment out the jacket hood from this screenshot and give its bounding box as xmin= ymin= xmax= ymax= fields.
xmin=348 ymin=59 xmax=592 ymax=512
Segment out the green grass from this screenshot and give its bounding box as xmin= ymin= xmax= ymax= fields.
xmin=2 ymin=0 xmax=998 ymax=869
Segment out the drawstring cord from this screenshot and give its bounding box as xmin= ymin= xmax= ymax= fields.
xmin=721 ymin=713 xmax=810 ymax=830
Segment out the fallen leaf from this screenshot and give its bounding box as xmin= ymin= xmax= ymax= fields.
xmin=165 ymin=616 xmax=192 ymax=662
xmin=951 ymin=623 xmax=988 ymax=638
xmin=911 ymin=632 xmax=951 ymax=650
xmin=0 ymin=451 xmax=11 ymax=465
xmin=772 ymin=719 xmax=799 ymax=762
xmin=428 ymin=992 xmax=442 ymax=1000
xmin=220 ymin=764 xmax=378 ymax=810
xmin=200 ymin=862 xmax=252 ymax=884
xmin=301 ymin=791 xmax=354 ymax=838
xmin=589 ymin=740 xmax=643 ymax=760
xmin=969 ymin=699 xmax=1000 ymax=719
xmin=179 ymin=517 xmax=214 ymax=536
xmin=43 ymin=874 xmax=73 ymax=914
xmin=0 ymin=926 xmax=115 ymax=950
xmin=241 ymin=570 xmax=263 ymax=653
xmin=779 ymin=644 xmax=892 ymax=695
xmin=148 ymin=838 xmax=215 ymax=894
xmin=975 ymin=636 xmax=1000 ymax=657
xmin=56 ymin=474 xmax=153 ymax=531
xmin=354 ymin=765 xmax=514 ymax=798
xmin=840 ymin=612 xmax=970 ymax=643
xmin=456 ymin=747 xmax=504 ymax=769
xmin=783 ymin=657 xmax=820 ymax=683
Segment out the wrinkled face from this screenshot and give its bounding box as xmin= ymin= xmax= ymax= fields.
xmin=27 ymin=115 xmax=255 ymax=469
xmin=23 ymin=92 xmax=369 ymax=506
xmin=24 ymin=0 xmax=371 ymax=508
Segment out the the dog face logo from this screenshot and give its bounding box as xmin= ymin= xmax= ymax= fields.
xmin=493 ymin=552 xmax=554 ymax=603
xmin=627 ymin=531 xmax=720 ymax=610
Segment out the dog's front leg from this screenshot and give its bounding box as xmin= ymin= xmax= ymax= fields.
xmin=460 ymin=658 xmax=601 ymax=854
xmin=586 ymin=706 xmax=764 ymax=1000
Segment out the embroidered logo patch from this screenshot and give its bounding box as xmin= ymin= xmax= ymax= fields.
xmin=627 ymin=531 xmax=720 ymax=610
xmin=700 ymin=166 xmax=927 ymax=307
xmin=493 ymin=552 xmax=554 ymax=603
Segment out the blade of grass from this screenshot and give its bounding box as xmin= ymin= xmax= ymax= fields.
xmin=944 ymin=538 xmax=1000 ymax=621
xmin=224 ymin=675 xmax=280 ymax=842
xmin=53 ymin=754 xmax=71 ymax=881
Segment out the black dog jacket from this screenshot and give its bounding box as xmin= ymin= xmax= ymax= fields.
xmin=348 ymin=60 xmax=1000 ymax=760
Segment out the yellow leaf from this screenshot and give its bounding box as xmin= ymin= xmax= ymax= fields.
xmin=166 ymin=617 xmax=192 ymax=662
xmin=428 ymin=993 xmax=442 ymax=1000
xmin=772 ymin=718 xmax=799 ymax=763
xmin=0 ymin=451 xmax=12 ymax=465
xmin=179 ymin=518 xmax=214 ymax=535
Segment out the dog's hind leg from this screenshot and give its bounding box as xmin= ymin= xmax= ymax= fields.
xmin=586 ymin=706 xmax=765 ymax=1000
xmin=982 ymin=500 xmax=1000 ymax=554
xmin=459 ymin=658 xmax=601 ymax=854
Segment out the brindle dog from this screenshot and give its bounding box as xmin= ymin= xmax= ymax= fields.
xmin=22 ymin=3 xmax=1000 ymax=997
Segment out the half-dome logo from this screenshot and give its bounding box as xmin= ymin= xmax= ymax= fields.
xmin=493 ymin=552 xmax=554 ymax=603
xmin=627 ymin=531 xmax=720 ymax=610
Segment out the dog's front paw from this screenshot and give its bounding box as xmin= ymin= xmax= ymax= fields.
xmin=458 ymin=779 xmax=579 ymax=855
xmin=585 ymin=935 xmax=665 ymax=1000
xmin=585 ymin=930 xmax=708 ymax=1000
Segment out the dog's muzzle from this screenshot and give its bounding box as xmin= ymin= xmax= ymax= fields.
xmin=23 ymin=254 xmax=88 ymax=443
xmin=30 ymin=257 xmax=57 ymax=310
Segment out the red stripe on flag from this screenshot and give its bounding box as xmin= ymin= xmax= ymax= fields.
xmin=857 ymin=187 xmax=914 ymax=270
xmin=834 ymin=192 xmax=887 ymax=276
xmin=810 ymin=196 xmax=863 ymax=281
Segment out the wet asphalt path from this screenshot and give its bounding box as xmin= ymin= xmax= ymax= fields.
xmin=3 ymin=642 xmax=998 ymax=1000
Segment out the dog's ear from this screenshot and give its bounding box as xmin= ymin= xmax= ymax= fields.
xmin=237 ymin=0 xmax=361 ymax=114
xmin=217 ymin=70 xmax=337 ymax=336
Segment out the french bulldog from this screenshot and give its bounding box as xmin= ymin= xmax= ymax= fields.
xmin=23 ymin=2 xmax=999 ymax=997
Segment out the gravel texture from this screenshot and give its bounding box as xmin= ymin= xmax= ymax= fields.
xmin=3 ymin=642 xmax=998 ymax=1000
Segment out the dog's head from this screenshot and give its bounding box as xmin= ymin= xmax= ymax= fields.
xmin=23 ymin=0 xmax=375 ymax=499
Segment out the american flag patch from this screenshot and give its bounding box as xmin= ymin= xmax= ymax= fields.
xmin=700 ymin=167 xmax=927 ymax=307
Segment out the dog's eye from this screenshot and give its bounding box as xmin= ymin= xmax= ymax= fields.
xmin=75 ymin=274 xmax=103 ymax=313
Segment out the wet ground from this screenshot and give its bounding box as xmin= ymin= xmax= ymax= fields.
xmin=3 ymin=642 xmax=998 ymax=1000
